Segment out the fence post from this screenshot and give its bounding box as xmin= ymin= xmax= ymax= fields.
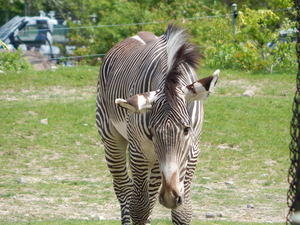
xmin=232 ymin=3 xmax=238 ymax=35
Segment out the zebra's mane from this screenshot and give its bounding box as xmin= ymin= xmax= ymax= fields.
xmin=164 ymin=24 xmax=200 ymax=100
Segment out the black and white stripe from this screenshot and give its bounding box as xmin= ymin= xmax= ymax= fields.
xmin=96 ymin=24 xmax=216 ymax=225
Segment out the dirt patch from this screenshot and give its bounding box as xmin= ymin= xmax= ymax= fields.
xmin=220 ymin=79 xmax=260 ymax=90
xmin=0 ymin=86 xmax=96 ymax=101
xmin=217 ymin=143 xmax=241 ymax=151
xmin=216 ymin=79 xmax=260 ymax=96
xmin=0 ymin=194 xmax=120 ymax=221
xmin=190 ymin=184 xmax=287 ymax=223
xmin=0 ymin=179 xmax=287 ymax=223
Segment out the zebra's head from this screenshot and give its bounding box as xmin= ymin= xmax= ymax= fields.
xmin=115 ymin=69 xmax=219 ymax=209
xmin=115 ymin=25 xmax=219 ymax=209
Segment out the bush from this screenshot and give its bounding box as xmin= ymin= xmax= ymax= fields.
xmin=39 ymin=0 xmax=296 ymax=73
xmin=0 ymin=50 xmax=31 ymax=72
xmin=201 ymin=8 xmax=296 ymax=72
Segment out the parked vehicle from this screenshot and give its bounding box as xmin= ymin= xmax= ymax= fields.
xmin=0 ymin=11 xmax=68 ymax=59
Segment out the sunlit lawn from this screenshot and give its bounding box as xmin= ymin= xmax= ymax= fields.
xmin=0 ymin=66 xmax=294 ymax=224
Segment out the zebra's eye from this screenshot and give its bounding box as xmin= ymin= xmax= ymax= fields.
xmin=183 ymin=127 xmax=190 ymax=136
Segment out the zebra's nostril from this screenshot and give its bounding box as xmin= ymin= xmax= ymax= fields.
xmin=159 ymin=194 xmax=164 ymax=204
xmin=176 ymin=196 xmax=183 ymax=206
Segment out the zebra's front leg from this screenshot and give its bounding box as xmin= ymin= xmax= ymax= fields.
xmin=129 ymin=148 xmax=153 ymax=225
xmin=146 ymin=161 xmax=161 ymax=225
xmin=171 ymin=188 xmax=193 ymax=225
xmin=102 ymin=133 xmax=132 ymax=225
xmin=171 ymin=149 xmax=199 ymax=225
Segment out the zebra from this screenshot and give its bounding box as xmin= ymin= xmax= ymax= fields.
xmin=96 ymin=24 xmax=219 ymax=225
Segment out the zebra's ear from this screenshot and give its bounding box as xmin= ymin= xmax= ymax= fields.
xmin=182 ymin=69 xmax=219 ymax=101
xmin=115 ymin=90 xmax=159 ymax=113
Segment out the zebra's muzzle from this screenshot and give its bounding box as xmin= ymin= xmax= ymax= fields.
xmin=159 ymin=188 xmax=183 ymax=209
xmin=159 ymin=171 xmax=184 ymax=209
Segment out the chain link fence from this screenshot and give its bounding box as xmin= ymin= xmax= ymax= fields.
xmin=287 ymin=0 xmax=300 ymax=224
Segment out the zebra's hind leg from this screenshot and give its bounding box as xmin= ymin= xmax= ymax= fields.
xmin=101 ymin=126 xmax=132 ymax=225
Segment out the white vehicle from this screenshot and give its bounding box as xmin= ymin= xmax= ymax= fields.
xmin=0 ymin=11 xmax=68 ymax=59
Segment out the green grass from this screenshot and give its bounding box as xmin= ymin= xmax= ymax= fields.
xmin=0 ymin=66 xmax=294 ymax=224
xmin=0 ymin=220 xmax=284 ymax=225
xmin=0 ymin=66 xmax=99 ymax=90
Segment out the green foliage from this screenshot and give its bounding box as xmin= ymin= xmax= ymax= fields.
xmin=0 ymin=50 xmax=31 ymax=72
xmin=0 ymin=40 xmax=9 ymax=50
xmin=62 ymin=0 xmax=296 ymax=73
xmin=0 ymin=0 xmax=296 ymax=72
xmin=228 ymin=0 xmax=293 ymax=9
xmin=235 ymin=9 xmax=296 ymax=72
xmin=201 ymin=7 xmax=296 ymax=72
xmin=238 ymin=9 xmax=280 ymax=47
